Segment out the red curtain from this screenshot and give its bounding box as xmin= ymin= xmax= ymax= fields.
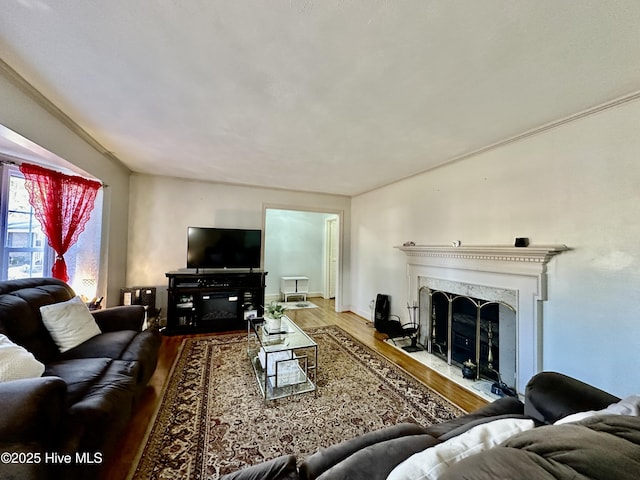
xmin=19 ymin=163 xmax=102 ymax=283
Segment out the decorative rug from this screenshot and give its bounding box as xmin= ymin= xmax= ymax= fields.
xmin=129 ymin=326 xmax=464 ymax=479
xmin=275 ymin=300 xmax=319 ymax=310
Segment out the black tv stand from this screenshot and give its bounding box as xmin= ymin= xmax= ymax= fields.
xmin=163 ymin=270 xmax=267 ymax=335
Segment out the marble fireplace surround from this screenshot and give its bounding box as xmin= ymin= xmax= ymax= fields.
xmin=396 ymin=244 xmax=568 ymax=394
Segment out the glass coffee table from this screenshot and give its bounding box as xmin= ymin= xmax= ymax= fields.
xmin=247 ymin=316 xmax=317 ymax=402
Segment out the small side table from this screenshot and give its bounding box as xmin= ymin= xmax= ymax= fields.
xmin=280 ymin=276 xmax=309 ymax=302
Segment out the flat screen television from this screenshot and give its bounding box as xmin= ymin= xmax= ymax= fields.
xmin=187 ymin=227 xmax=261 ymax=270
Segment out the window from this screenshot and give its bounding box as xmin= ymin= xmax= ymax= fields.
xmin=0 ymin=161 xmax=103 ymax=299
xmin=0 ymin=164 xmax=50 ymax=280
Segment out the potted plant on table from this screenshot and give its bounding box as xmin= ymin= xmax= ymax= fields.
xmin=264 ymin=301 xmax=287 ymax=333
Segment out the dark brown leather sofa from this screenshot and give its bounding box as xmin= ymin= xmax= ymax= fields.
xmin=222 ymin=372 xmax=639 ymax=480
xmin=0 ymin=278 xmax=161 ymax=480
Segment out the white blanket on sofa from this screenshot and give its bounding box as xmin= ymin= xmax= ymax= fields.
xmin=386 ymin=417 xmax=535 ymax=480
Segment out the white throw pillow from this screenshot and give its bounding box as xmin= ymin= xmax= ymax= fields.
xmin=40 ymin=296 xmax=101 ymax=353
xmin=554 ymin=394 xmax=640 ymax=425
xmin=387 ymin=417 xmax=535 ymax=480
xmin=0 ymin=334 xmax=45 ymax=382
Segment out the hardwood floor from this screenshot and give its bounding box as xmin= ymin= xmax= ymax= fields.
xmin=105 ymin=297 xmax=488 ymax=479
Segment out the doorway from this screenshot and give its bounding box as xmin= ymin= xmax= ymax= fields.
xmin=262 ymin=206 xmax=342 ymax=312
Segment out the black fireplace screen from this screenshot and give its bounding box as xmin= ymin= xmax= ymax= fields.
xmin=428 ymin=289 xmax=514 ymax=384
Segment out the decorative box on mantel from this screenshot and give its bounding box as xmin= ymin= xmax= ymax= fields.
xmin=395 ymin=244 xmax=569 ymax=395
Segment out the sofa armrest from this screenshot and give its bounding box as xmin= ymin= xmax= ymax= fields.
xmin=92 ymin=305 xmax=145 ymax=332
xmin=524 ymin=371 xmax=620 ymax=424
xmin=0 ymin=377 xmax=66 ymax=446
xmin=220 ymin=455 xmax=299 ymax=480
xmin=299 ymin=423 xmax=427 ymax=480
xmin=315 ymin=434 xmax=440 ymax=480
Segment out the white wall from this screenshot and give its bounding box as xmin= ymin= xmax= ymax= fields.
xmin=351 ymin=97 xmax=640 ymax=398
xmin=0 ymin=70 xmax=132 ymax=305
xmin=264 ymin=209 xmax=335 ymax=299
xmin=127 ymin=174 xmax=350 ymax=311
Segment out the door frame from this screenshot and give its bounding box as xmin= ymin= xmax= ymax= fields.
xmin=324 ymin=216 xmax=338 ymax=299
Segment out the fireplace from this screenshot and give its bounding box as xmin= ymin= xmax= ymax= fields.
xmin=421 ymin=284 xmax=517 ymax=391
xmin=397 ymin=244 xmax=568 ymax=395
xmin=199 ymin=291 xmax=239 ymax=322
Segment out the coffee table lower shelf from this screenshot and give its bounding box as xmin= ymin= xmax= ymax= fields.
xmin=250 ymin=355 xmax=316 ymax=401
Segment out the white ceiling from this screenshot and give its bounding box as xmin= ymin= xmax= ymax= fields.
xmin=1 ymin=1 xmax=640 ymax=196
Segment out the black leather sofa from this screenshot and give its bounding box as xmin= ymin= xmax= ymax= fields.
xmin=0 ymin=278 xmax=161 ymax=480
xmin=222 ymin=372 xmax=640 ymax=480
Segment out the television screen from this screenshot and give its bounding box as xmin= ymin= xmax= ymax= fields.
xmin=187 ymin=227 xmax=261 ymax=269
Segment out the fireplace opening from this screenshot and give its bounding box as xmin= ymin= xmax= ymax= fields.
xmin=199 ymin=291 xmax=239 ymax=322
xmin=423 ymin=287 xmax=517 ymax=390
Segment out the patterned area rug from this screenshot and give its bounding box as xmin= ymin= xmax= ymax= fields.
xmin=129 ymin=326 xmax=464 ymax=479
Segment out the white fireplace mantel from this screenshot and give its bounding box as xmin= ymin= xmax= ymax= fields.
xmin=396 ymin=244 xmax=569 ymax=268
xmin=396 ymin=244 xmax=569 ymax=394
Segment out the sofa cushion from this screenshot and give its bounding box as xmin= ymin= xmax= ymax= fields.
xmin=44 ymin=358 xmax=113 ymax=406
xmin=40 ymin=296 xmax=101 ymax=353
xmin=0 ymin=287 xmax=67 ymax=363
xmin=0 ymin=333 xmax=45 ymax=381
xmin=60 ymin=330 xmax=139 ymax=361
